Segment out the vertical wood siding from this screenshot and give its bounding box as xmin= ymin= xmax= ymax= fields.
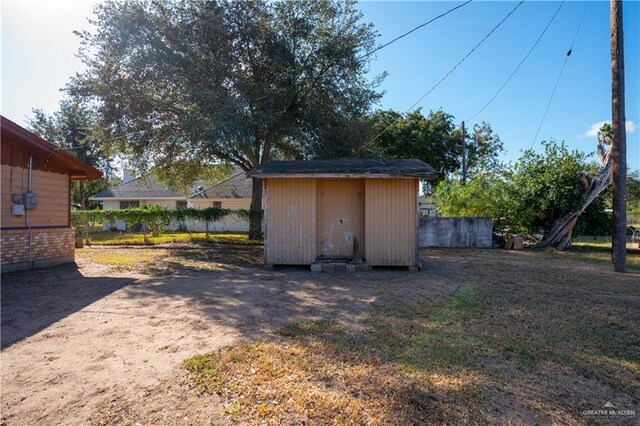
xmin=365 ymin=178 xmax=418 ymax=266
xmin=1 ymin=165 xmax=70 ymax=228
xmin=316 ymin=179 xmax=364 ymax=258
xmin=265 ymin=178 xmax=316 ymax=264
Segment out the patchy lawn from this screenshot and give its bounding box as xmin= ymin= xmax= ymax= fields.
xmin=185 ymin=246 xmax=640 ymax=425
xmin=2 ymin=241 xmax=638 ymax=425
xmin=77 ymin=243 xmax=264 ymax=273
xmin=83 ymin=231 xmax=260 ymax=246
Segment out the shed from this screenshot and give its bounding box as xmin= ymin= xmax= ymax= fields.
xmin=248 ymin=159 xmax=437 ymax=271
xmin=1 ymin=116 xmax=102 ymax=272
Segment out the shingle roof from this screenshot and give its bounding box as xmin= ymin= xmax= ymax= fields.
xmin=191 ymin=171 xmax=252 ymax=199
xmin=248 ymin=159 xmax=438 ymax=178
xmin=89 ymin=166 xmax=252 ymax=200
xmin=89 ymin=174 xmax=192 ymax=199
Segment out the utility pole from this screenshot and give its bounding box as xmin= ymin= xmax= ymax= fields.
xmin=461 ymin=121 xmax=467 ymax=184
xmin=610 ymin=0 xmax=627 ymax=272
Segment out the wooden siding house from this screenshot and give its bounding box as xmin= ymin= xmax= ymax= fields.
xmin=248 ymin=159 xmax=437 ymax=271
xmin=1 ymin=116 xmax=102 ymax=272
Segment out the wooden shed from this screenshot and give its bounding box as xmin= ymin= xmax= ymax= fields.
xmin=248 ymin=159 xmax=437 ymax=271
xmin=1 ymin=116 xmax=102 ymax=272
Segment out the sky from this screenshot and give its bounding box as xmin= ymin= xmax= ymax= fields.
xmin=1 ymin=0 xmax=638 ymax=170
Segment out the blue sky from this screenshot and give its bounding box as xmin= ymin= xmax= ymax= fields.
xmin=1 ymin=0 xmax=638 ymax=169
xmin=358 ymin=0 xmax=639 ymax=169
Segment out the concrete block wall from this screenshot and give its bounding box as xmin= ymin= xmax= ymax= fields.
xmin=419 ymin=217 xmax=493 ymax=248
xmin=1 ymin=227 xmax=75 ymax=272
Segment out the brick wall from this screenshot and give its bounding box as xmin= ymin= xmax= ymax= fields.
xmin=1 ymin=227 xmax=75 ymax=272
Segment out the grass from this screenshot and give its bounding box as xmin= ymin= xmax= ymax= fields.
xmin=76 ymin=243 xmax=264 ymax=273
xmin=183 ymin=246 xmax=640 ymax=425
xmin=90 ymin=251 xmax=161 ymax=266
xmin=566 ymin=237 xmax=640 ymax=270
xmin=83 ymin=231 xmax=261 ymax=246
xmin=275 ymin=319 xmax=346 ymax=337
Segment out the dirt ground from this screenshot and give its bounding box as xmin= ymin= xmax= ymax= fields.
xmin=1 ymin=244 xmax=442 ymax=426
xmin=2 ymin=243 xmax=638 ymax=425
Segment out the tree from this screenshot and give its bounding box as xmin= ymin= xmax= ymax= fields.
xmin=626 ymin=170 xmax=640 ymax=211
xmin=152 ymin=161 xmax=234 ymax=195
xmin=68 ymin=0 xmax=383 ymax=239
xmin=28 ymin=98 xmax=117 ymax=210
xmin=466 ymin=121 xmax=504 ymax=177
xmin=513 ymin=138 xmax=612 ymax=249
xmin=433 ymin=173 xmax=511 ymax=229
xmin=366 ymin=109 xmax=460 ymax=180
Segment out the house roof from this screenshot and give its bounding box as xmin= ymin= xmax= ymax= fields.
xmin=1 ymin=115 xmax=103 ymax=180
xmin=89 ymin=174 xmax=191 ymax=200
xmin=90 ymin=166 xmax=252 ymax=201
xmin=248 ymin=159 xmax=438 ymax=179
xmin=191 ymin=171 xmax=252 ymax=199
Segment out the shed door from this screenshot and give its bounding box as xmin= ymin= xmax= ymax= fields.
xmin=317 ymin=179 xmax=364 ymax=259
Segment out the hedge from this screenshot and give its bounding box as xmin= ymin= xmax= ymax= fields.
xmin=71 ymin=205 xmax=263 ymax=240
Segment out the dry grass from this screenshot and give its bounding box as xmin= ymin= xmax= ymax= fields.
xmin=85 ymin=232 xmax=260 ymax=246
xmin=184 ymin=247 xmax=640 ymax=425
xmin=76 ymin=243 xmax=263 ymax=274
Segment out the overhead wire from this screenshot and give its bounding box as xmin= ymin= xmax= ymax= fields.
xmin=357 ymin=0 xmax=474 ymax=61
xmin=530 ymin=1 xmax=589 ymax=148
xmin=466 ymin=1 xmax=565 ymax=122
xmin=360 ymin=0 xmax=525 ymax=151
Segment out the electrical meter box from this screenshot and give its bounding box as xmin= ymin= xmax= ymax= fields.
xmin=22 ymin=191 xmax=38 ymax=209
xmin=11 ymin=204 xmax=25 ymax=216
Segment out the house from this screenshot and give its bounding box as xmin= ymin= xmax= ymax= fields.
xmin=89 ymin=168 xmax=252 ymax=232
xmin=248 ymin=159 xmax=437 ymax=271
xmin=1 ymin=116 xmax=102 ymax=272
xmin=419 ymin=195 xmax=439 ymax=217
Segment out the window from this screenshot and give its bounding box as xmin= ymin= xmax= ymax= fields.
xmin=212 ymin=201 xmax=222 ymax=209
xmin=119 ymin=200 xmax=139 ymax=209
xmin=176 ymin=200 xmax=188 ymax=209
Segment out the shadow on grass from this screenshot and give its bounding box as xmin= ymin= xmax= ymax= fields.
xmin=179 ymin=247 xmax=640 ymax=424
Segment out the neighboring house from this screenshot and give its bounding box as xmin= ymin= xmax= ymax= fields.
xmin=419 ymin=195 xmax=439 ymax=217
xmin=248 ymin=159 xmax=438 ymax=271
xmin=1 ymin=116 xmax=102 ymax=272
xmin=89 ymin=167 xmax=252 ymax=232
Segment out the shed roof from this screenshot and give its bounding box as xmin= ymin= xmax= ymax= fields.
xmin=1 ymin=115 xmax=103 ymax=180
xmin=248 ymin=159 xmax=438 ymax=179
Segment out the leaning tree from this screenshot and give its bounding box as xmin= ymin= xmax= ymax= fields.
xmin=535 ymin=124 xmax=614 ymax=249
xmin=68 ymin=0 xmax=383 ymax=239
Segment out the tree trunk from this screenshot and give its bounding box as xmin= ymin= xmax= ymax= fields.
xmin=79 ymin=180 xmax=86 ymax=210
xmin=535 ymin=151 xmax=613 ymax=250
xmin=248 ymin=177 xmax=264 ymax=240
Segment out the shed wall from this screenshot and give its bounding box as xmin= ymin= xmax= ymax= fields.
xmin=264 ymin=178 xmax=316 ymax=264
xmin=365 ymin=178 xmax=418 ymax=266
xmin=1 ymin=165 xmax=69 ymax=228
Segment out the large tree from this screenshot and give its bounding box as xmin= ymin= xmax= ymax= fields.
xmin=365 ymin=109 xmax=461 ymax=180
xmin=68 ymin=0 xmax=383 ymax=238
xmin=532 ymin=126 xmax=614 ymax=249
xmin=29 ymin=98 xmax=117 ymax=210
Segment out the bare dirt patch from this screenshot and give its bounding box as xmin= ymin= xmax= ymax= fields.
xmin=2 ymin=243 xmax=440 ymax=425
xmin=2 ymin=244 xmax=638 ymax=425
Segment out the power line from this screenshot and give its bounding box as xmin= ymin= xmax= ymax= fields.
xmin=361 ymin=0 xmax=525 ymax=151
xmin=530 ymin=1 xmax=589 ymax=148
xmin=358 ymin=0 xmax=474 ymax=61
xmin=467 ymin=1 xmax=565 ymax=122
